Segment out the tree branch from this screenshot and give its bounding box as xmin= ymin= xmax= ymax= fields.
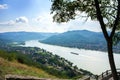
xmin=110 ymin=0 xmax=120 ymax=38
xmin=94 ymin=0 xmax=109 ymax=41
xmin=100 ymin=6 xmax=117 ymax=11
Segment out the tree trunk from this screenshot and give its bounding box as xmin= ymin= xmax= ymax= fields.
xmin=107 ymin=40 xmax=119 ymax=80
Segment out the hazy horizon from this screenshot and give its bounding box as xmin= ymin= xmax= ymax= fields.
xmin=0 ymin=29 xmax=104 ymax=34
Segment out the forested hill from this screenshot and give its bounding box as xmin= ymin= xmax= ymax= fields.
xmin=41 ymin=30 xmax=120 ymax=53
xmin=0 ymin=31 xmax=56 ymax=42
xmin=0 ymin=30 xmax=119 ymax=53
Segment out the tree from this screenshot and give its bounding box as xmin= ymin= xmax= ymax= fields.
xmin=50 ymin=0 xmax=120 ymax=79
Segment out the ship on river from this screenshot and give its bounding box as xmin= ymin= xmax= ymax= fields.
xmin=70 ymin=52 xmax=79 ymax=55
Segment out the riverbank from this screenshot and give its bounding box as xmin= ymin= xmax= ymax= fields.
xmin=23 ymin=40 xmax=120 ymax=74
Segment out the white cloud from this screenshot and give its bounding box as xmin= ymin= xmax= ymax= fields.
xmin=30 ymin=13 xmax=69 ymax=33
xmin=0 ymin=4 xmax=8 ymax=9
xmin=0 ymin=16 xmax=28 ymax=26
xmin=0 ymin=17 xmax=29 ymax=33
xmin=16 ymin=17 xmax=28 ymax=23
xmin=0 ymin=13 xmax=102 ymax=33
xmin=8 ymin=20 xmax=16 ymax=25
xmin=32 ymin=13 xmax=101 ymax=33
xmin=0 ymin=20 xmax=15 ymax=26
xmin=0 ymin=21 xmax=30 ymax=33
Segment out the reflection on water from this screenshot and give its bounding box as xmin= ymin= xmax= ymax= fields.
xmin=23 ymin=40 xmax=120 ymax=75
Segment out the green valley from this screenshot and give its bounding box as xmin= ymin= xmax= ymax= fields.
xmin=0 ymin=39 xmax=93 ymax=79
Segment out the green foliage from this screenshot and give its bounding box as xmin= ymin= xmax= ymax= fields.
xmin=113 ymin=32 xmax=120 ymax=45
xmin=0 ymin=57 xmax=55 ymax=80
xmin=51 ymin=0 xmax=119 ymax=29
xmin=0 ymin=50 xmax=16 ymax=61
xmin=80 ymin=69 xmax=93 ymax=76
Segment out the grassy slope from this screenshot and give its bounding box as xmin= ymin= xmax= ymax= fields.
xmin=0 ymin=57 xmax=56 ymax=79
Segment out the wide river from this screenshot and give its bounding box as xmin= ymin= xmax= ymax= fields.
xmin=24 ymin=40 xmax=120 ymax=75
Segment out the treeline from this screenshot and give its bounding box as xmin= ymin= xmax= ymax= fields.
xmin=41 ymin=38 xmax=120 ymax=53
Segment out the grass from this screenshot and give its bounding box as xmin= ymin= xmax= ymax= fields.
xmin=0 ymin=57 xmax=56 ymax=79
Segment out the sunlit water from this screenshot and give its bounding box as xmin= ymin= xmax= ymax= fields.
xmin=23 ymin=40 xmax=120 ymax=75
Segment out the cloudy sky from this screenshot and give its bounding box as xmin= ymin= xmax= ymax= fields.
xmin=0 ymin=0 xmax=102 ymax=33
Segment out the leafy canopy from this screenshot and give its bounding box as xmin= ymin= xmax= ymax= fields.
xmin=51 ymin=0 xmax=119 ymax=30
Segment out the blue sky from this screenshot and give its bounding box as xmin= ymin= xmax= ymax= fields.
xmin=0 ymin=0 xmax=101 ymax=33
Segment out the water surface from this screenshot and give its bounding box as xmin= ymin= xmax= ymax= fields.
xmin=23 ymin=40 xmax=120 ymax=74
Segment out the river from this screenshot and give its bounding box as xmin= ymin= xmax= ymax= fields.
xmin=23 ymin=40 xmax=120 ymax=75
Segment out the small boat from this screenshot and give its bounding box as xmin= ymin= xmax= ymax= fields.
xmin=70 ymin=52 xmax=79 ymax=55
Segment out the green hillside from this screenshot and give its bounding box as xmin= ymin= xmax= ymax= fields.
xmin=0 ymin=57 xmax=56 ymax=80
xmin=0 ymin=49 xmax=90 ymax=79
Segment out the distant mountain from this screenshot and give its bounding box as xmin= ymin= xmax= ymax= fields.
xmin=42 ymin=30 xmax=105 ymax=43
xmin=0 ymin=32 xmax=57 ymax=42
xmin=41 ymin=30 xmax=120 ymax=53
xmin=0 ymin=30 xmax=119 ymax=53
